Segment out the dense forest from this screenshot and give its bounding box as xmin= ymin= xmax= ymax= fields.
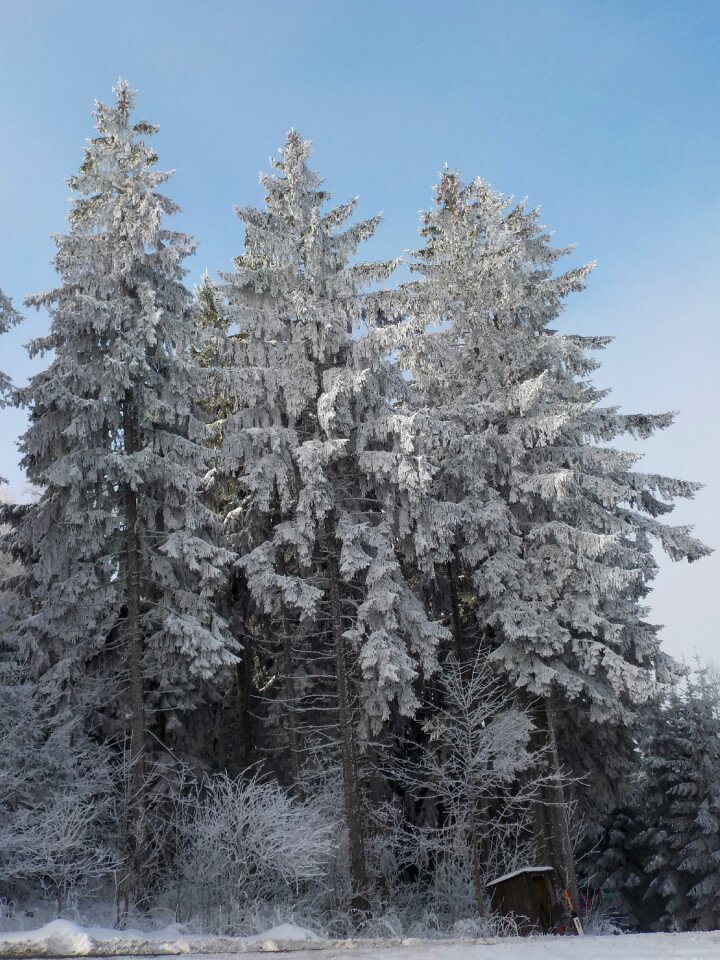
xmin=0 ymin=81 xmax=716 ymax=938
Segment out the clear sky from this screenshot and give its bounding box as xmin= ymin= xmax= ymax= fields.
xmin=1 ymin=0 xmax=718 ymax=664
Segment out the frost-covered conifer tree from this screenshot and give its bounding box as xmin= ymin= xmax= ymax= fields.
xmin=219 ymin=132 xmax=445 ymax=908
xmin=400 ymin=170 xmax=709 ymax=903
xmin=10 ymin=81 xmax=236 ymax=905
xmin=596 ymin=804 xmax=651 ymax=929
xmin=638 ymin=672 xmax=720 ymax=931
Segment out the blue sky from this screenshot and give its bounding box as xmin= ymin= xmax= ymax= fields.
xmin=1 ymin=0 xmax=718 ymax=663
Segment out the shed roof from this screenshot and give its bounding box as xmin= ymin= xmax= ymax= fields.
xmin=486 ymin=865 xmax=554 ymax=887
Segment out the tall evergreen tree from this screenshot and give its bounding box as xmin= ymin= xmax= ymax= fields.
xmin=638 ymin=671 xmax=720 ymax=931
xmin=596 ymin=802 xmax=654 ymax=929
xmin=9 ymin=81 xmax=236 ymax=906
xmin=399 ymin=170 xmax=710 ymax=902
xmin=219 ymin=132 xmax=446 ymax=909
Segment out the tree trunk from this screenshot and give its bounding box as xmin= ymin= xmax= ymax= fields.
xmin=235 ymin=640 xmax=255 ymax=760
xmin=448 ymin=548 xmax=465 ymax=661
xmin=122 ymin=392 xmax=147 ymax=911
xmin=532 ymin=781 xmax=555 ymax=867
xmin=281 ymin=612 xmax=303 ymax=797
xmin=529 ymin=695 xmax=580 ymax=918
xmin=276 ymin=552 xmax=303 ymax=797
xmin=543 ymin=695 xmax=580 ymax=912
xmin=469 ymin=800 xmax=487 ymax=917
xmin=228 ymin=571 xmax=255 ymax=761
xmin=325 ymin=517 xmax=368 ymax=913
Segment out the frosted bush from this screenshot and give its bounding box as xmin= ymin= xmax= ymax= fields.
xmin=176 ymin=773 xmax=338 ymax=932
xmin=0 ymin=793 xmax=115 ymax=913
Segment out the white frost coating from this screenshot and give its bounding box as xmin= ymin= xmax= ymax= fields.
xmin=399 ymin=170 xmax=709 ymax=726
xmin=217 ymin=131 xmax=446 ymax=731
xmin=175 ymin=773 xmax=338 ymax=910
xmin=8 ymin=81 xmax=237 ymax=729
xmin=635 ymin=670 xmax=720 ymax=931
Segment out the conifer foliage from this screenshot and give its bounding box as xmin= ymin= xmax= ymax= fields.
xmin=397 ymin=170 xmax=710 ymax=908
xmin=638 ymin=673 xmax=720 ymax=931
xmin=7 ymin=81 xmax=236 ymax=907
xmin=401 ymin=171 xmax=708 ymax=717
xmin=0 ymin=82 xmax=712 ymax=935
xmin=219 ymin=132 xmax=446 ymax=905
xmin=596 ymin=672 xmax=720 ymax=933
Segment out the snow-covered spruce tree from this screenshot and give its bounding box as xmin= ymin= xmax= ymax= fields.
xmin=674 ymin=669 xmax=720 ymax=931
xmin=10 ymin=81 xmax=236 ymax=907
xmin=637 ymin=688 xmax=697 ymax=930
xmin=638 ymin=671 xmax=720 ymax=931
xmin=399 ymin=170 xmax=709 ymax=904
xmin=219 ymin=132 xmax=446 ymax=909
xmin=594 ymin=770 xmax=662 ymax=930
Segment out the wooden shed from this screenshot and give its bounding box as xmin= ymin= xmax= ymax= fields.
xmin=486 ymin=865 xmax=560 ymax=934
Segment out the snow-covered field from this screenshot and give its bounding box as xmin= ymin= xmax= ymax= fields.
xmin=1 ymin=921 xmax=719 ymax=959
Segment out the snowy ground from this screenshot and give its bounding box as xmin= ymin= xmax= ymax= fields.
xmin=1 ymin=921 xmax=719 ymax=959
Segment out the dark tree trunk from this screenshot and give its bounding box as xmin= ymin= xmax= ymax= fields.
xmin=281 ymin=611 xmax=303 ymax=797
xmin=325 ymin=516 xmax=368 ymax=913
xmin=235 ymin=638 xmax=255 ymax=761
xmin=228 ymin=571 xmax=255 ymax=762
xmin=122 ymin=392 xmax=147 ymax=913
xmin=276 ymin=552 xmax=303 ymax=797
xmin=469 ymin=799 xmax=488 ymax=917
xmin=448 ymin=548 xmax=466 ymax=661
xmin=543 ymin=696 xmax=580 ymax=912
xmin=529 ymin=695 xmax=580 ymax=919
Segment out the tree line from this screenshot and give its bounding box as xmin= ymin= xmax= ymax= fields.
xmin=0 ymin=80 xmax=716 ymax=936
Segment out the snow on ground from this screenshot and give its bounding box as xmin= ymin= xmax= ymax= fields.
xmin=280 ymin=932 xmax=720 ymax=960
xmin=244 ymin=923 xmax=320 ymax=942
xmin=0 ymin=920 xmax=719 ymax=959
xmin=0 ymin=919 xmax=324 ymax=957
